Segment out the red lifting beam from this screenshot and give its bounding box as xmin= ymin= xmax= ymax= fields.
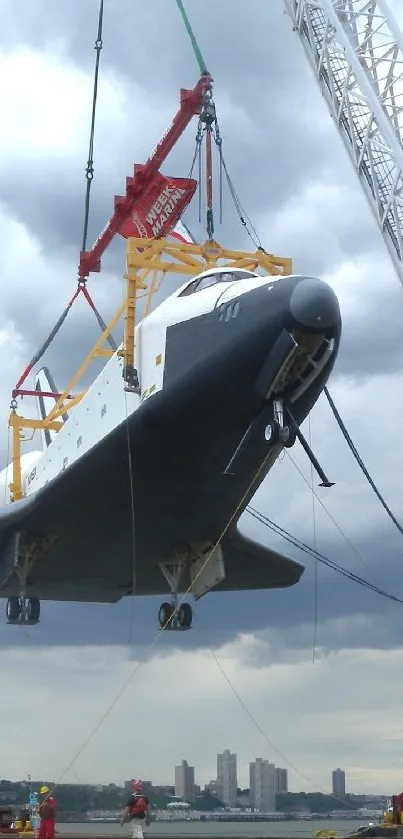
xmin=78 ymin=74 xmax=212 ymax=280
xmin=12 ymin=389 xmax=74 ymax=400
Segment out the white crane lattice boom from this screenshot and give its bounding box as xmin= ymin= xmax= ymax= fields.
xmin=284 ymin=0 xmax=403 ymax=287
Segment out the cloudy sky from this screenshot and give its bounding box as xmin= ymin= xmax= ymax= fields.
xmin=1 ymin=0 xmax=403 ymax=797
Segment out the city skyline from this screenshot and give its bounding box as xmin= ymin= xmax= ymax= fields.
xmin=0 ymin=776 xmax=386 ymax=800
xmin=0 ymin=776 xmax=388 ymax=821
xmin=172 ymin=751 xmax=290 ymax=809
xmin=0 ymin=761 xmax=352 ymax=800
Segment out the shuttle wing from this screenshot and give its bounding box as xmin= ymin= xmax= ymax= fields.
xmin=218 ymin=529 xmax=303 ymax=591
xmin=0 ymin=392 xmax=303 ymax=603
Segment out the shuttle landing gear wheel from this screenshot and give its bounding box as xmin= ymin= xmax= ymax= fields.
xmin=264 ymin=420 xmax=280 ymax=443
xmin=158 ymin=599 xmax=193 ymax=630
xmin=265 ymin=398 xmax=296 ymax=448
xmin=177 ymin=602 xmax=192 ymax=629
xmin=6 ymin=596 xmax=41 ymax=626
xmin=283 ymin=426 xmax=297 ymax=448
xmin=158 ymin=555 xmax=193 ymax=631
xmin=158 ymin=602 xmax=174 ymax=628
xmin=6 ymin=596 xmax=20 ymax=622
xmin=26 ymin=596 xmax=40 ymax=623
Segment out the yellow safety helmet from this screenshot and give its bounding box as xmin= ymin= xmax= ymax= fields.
xmin=40 ymin=786 xmax=49 ymax=794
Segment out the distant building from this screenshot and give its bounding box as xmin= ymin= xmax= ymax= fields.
xmin=332 ymin=768 xmax=346 ymax=799
xmin=250 ymin=759 xmax=276 ymax=812
xmin=175 ymin=760 xmax=195 ymax=802
xmin=217 ymin=750 xmax=237 ymax=807
xmin=237 ymin=791 xmax=251 ymax=808
xmin=204 ymin=780 xmax=219 ymax=797
xmin=137 ymin=781 xmax=152 ymax=796
xmin=275 ymin=768 xmax=288 ymax=794
xmin=152 ymin=785 xmax=175 ymax=796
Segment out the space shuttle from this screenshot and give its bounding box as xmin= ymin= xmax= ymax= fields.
xmin=0 ymin=265 xmax=341 ymax=627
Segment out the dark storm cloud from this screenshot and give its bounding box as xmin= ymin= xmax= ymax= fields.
xmin=1 ymin=520 xmax=401 ymax=653
xmin=0 ymin=0 xmax=350 ymax=256
xmin=334 ymin=279 xmax=403 ymax=380
xmin=1 ymin=0 xmax=312 ymax=92
xmin=1 ymin=166 xmax=87 ymax=256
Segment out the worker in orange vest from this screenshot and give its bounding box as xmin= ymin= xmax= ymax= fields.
xmin=38 ymin=785 xmax=57 ymax=839
xmin=121 ymin=780 xmax=150 ymax=838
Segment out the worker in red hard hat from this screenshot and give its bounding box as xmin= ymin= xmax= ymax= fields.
xmin=38 ymin=785 xmax=57 ymax=839
xmin=121 ymin=780 xmax=150 ymax=839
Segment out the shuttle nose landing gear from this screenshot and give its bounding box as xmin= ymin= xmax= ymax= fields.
xmin=158 ymin=556 xmax=193 ymax=630
xmin=6 ymin=595 xmax=40 ymax=625
xmin=264 ymin=398 xmax=296 ymax=448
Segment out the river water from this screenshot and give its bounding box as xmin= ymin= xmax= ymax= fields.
xmin=57 ymin=820 xmax=369 ymax=838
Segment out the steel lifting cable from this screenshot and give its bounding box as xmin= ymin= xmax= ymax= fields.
xmin=48 ymin=448 xmax=276 ymax=793
xmin=217 ymin=142 xmax=265 ymax=250
xmin=14 ymin=289 xmax=115 ymax=393
xmin=246 ymin=505 xmax=403 ymax=605
xmin=288 ymin=457 xmax=372 ymax=575
xmin=284 ymin=449 xmax=401 ymax=594
xmin=82 ymin=0 xmax=104 ymax=253
xmin=14 ymin=286 xmax=83 ymax=391
xmin=308 ymin=414 xmax=319 ymax=665
xmin=77 ymin=0 xmax=117 ymax=350
xmin=187 ymin=103 xmax=266 ymax=247
xmin=193 ymin=613 xmax=360 ymax=812
xmin=323 ymin=386 xmax=403 ymax=538
xmin=13 ymin=0 xmax=116 ymax=394
xmin=174 ymin=0 xmax=267 ymax=248
xmin=123 ymin=390 xmax=137 ymax=646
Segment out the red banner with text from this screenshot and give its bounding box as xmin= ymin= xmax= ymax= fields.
xmin=119 ymin=170 xmax=197 ymax=240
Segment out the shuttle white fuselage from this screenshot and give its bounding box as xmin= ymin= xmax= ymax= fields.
xmin=0 ymin=265 xmax=342 ymax=630
xmin=7 ymin=269 xmax=279 ymax=504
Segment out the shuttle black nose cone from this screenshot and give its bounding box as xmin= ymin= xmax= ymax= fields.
xmin=290 ymin=277 xmax=340 ymax=330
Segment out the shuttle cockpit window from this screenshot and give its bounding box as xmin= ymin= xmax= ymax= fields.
xmin=179 ymin=269 xmax=258 ymax=297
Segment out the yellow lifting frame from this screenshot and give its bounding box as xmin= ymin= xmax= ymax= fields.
xmin=125 ymin=236 xmax=293 ymax=277
xmin=9 ymin=414 xmax=64 ymax=502
xmin=8 ymin=236 xmax=292 ymax=503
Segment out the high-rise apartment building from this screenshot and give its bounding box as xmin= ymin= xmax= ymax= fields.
xmin=217 ymin=749 xmax=237 ymax=807
xmin=332 ymin=768 xmax=346 ymax=799
xmin=250 ymin=758 xmax=276 ymax=812
xmin=175 ymin=759 xmax=195 ymax=802
xmin=275 ymin=767 xmax=288 ymax=794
